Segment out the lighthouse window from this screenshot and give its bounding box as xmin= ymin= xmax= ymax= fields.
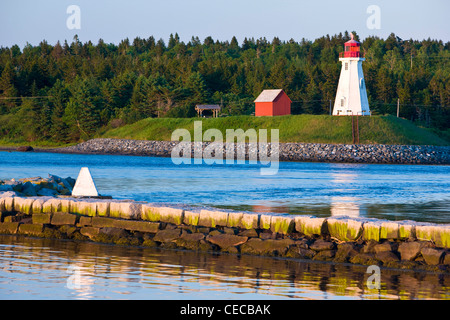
xmin=340 ymin=99 xmax=344 ymax=107
xmin=345 ymin=62 xmax=348 ymax=70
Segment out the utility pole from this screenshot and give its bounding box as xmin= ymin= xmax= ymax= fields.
xmin=397 ymin=98 xmax=400 ymax=118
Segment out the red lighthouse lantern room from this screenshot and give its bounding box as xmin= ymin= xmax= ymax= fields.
xmin=339 ymin=33 xmax=361 ymax=58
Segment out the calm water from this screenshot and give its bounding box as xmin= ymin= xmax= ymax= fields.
xmin=0 ymin=151 xmax=449 ymax=300
xmin=0 ymin=235 xmax=448 ymax=300
xmin=0 ymin=151 xmax=449 ymax=223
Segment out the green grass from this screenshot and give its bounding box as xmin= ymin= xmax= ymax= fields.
xmin=1 ymin=115 xmax=447 ymax=148
xmin=0 ymin=138 xmax=75 ymax=149
xmin=101 ymin=114 xmax=449 ymax=146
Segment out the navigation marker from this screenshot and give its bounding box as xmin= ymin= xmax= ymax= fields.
xmin=71 ymin=167 xmax=99 ymax=197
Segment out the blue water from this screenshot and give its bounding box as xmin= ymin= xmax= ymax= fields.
xmin=0 ymin=151 xmax=449 ymax=223
xmin=1 ymin=151 xmax=450 ymax=300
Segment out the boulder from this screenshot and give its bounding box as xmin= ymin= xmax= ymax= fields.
xmin=180 ymin=232 xmax=205 ymax=242
xmin=99 ymin=227 xmax=128 ymax=238
xmin=349 ymin=253 xmax=380 ymax=266
xmin=16 ymin=146 xmax=33 ymax=152
xmin=18 ymin=224 xmax=43 ymax=236
xmin=0 ymin=185 xmax=14 ymax=192
xmin=51 ymin=212 xmax=78 ymax=225
xmin=238 ymin=228 xmax=259 ymax=238
xmin=175 ymin=232 xmax=205 ymax=250
xmin=398 ymin=241 xmax=432 ymax=261
xmin=421 ymin=248 xmax=445 ymax=265
xmin=240 ymin=238 xmax=294 ymax=256
xmin=153 ymin=228 xmax=181 ymax=243
xmin=362 ymin=240 xmax=379 ymax=254
xmin=374 ymin=242 xmax=393 ymax=254
xmin=37 ymin=188 xmax=58 ymax=197
xmin=91 ymin=216 xmax=159 ymax=233
xmin=375 ymin=251 xmax=399 ymax=263
xmin=310 ymin=239 xmax=335 ymax=251
xmin=313 ymin=250 xmax=336 ymax=261
xmin=285 ymin=246 xmax=316 ymax=259
xmin=32 ymin=213 xmax=52 ymax=224
xmin=21 ymin=182 xmax=37 ymax=196
xmin=206 ymin=234 xmax=248 ymax=249
xmin=78 ymin=216 xmax=92 ymax=226
xmin=0 ymin=222 xmax=20 ymax=234
xmin=444 ymin=253 xmax=450 ymax=265
xmin=80 ymin=227 xmax=100 ymax=239
xmin=334 ymin=243 xmax=359 ymax=262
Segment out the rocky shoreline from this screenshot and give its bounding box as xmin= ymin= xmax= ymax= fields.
xmin=7 ymin=138 xmax=448 ymax=164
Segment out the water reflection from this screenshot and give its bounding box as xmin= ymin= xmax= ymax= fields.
xmin=330 ymin=197 xmax=366 ymax=217
xmin=0 ymin=235 xmax=448 ymax=300
xmin=1 ymin=152 xmax=449 ymax=223
xmin=331 ymin=172 xmax=359 ymax=184
xmin=252 ymin=203 xmax=290 ymax=214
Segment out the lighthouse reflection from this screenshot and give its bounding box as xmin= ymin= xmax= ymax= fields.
xmin=330 ymin=196 xmax=366 ymax=217
xmin=330 ymin=171 xmax=364 ymax=217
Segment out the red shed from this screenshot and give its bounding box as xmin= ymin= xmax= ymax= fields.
xmin=254 ymin=89 xmax=291 ymax=116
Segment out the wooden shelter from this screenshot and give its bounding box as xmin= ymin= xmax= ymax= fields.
xmin=254 ymin=89 xmax=291 ymax=116
xmin=195 ymin=105 xmax=221 ymax=118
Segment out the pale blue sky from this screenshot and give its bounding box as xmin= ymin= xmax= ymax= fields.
xmin=1 ymin=0 xmax=449 ymax=48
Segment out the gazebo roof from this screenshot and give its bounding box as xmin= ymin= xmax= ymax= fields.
xmin=195 ymin=105 xmax=221 ymax=110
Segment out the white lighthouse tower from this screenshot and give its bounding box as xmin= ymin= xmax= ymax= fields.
xmin=333 ymin=33 xmax=370 ymax=116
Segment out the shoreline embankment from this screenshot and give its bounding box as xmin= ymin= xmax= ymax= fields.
xmin=2 ymin=138 xmax=450 ymax=164
xmin=1 ymin=193 xmax=449 ymax=273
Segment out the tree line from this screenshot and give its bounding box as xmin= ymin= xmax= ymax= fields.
xmin=0 ymin=31 xmax=448 ymax=143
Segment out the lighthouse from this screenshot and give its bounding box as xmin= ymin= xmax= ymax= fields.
xmin=333 ymin=33 xmax=370 ymax=116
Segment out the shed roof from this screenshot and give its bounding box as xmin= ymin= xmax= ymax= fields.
xmin=195 ymin=105 xmax=221 ymax=110
xmin=254 ymin=89 xmax=286 ymax=103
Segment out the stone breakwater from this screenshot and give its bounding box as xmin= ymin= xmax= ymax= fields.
xmin=0 ymin=175 xmax=75 ymax=197
xmin=1 ymin=194 xmax=449 ymax=272
xmin=54 ymin=138 xmax=450 ymax=164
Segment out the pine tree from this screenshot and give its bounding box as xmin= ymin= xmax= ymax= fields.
xmin=0 ymin=62 xmax=18 ymax=112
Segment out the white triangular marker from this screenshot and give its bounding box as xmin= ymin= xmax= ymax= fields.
xmin=72 ymin=167 xmax=99 ymax=197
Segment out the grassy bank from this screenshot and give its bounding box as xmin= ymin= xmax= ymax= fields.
xmin=0 ymin=139 xmax=75 ymax=149
xmin=101 ymin=115 xmax=449 ymax=146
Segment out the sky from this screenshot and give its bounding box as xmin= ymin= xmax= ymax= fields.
xmin=0 ymin=0 xmax=449 ymax=48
